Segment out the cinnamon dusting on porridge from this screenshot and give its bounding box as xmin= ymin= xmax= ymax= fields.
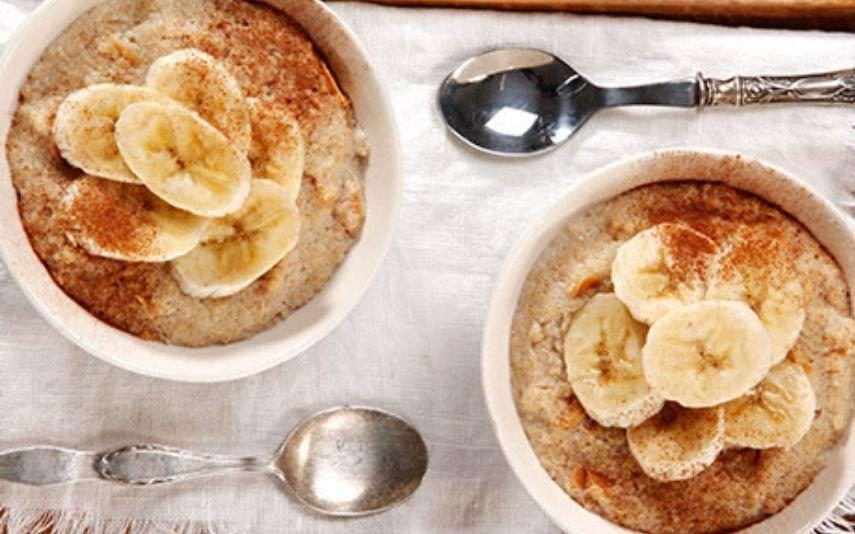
xmin=510 ymin=182 xmax=855 ymax=533
xmin=6 ymin=0 xmax=367 ymax=346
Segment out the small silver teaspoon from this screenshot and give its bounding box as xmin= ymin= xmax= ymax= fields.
xmin=0 ymin=406 xmax=428 ymax=516
xmin=438 ymin=48 xmax=855 ymax=156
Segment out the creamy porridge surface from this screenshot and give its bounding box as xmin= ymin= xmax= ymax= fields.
xmin=510 ymin=182 xmax=855 ymax=533
xmin=7 ymin=0 xmax=366 ymax=346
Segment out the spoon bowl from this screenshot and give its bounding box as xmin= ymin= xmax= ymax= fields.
xmin=276 ymin=406 xmax=429 ymax=516
xmin=438 ymin=48 xmax=598 ymax=156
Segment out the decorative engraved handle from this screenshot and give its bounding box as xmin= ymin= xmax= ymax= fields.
xmin=0 ymin=446 xmax=99 ymax=485
xmin=698 ymin=69 xmax=855 ymax=107
xmin=96 ymin=444 xmax=275 ymax=485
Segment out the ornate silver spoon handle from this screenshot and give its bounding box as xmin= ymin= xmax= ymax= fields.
xmin=0 ymin=446 xmax=99 ymax=485
xmin=698 ymin=69 xmax=855 ymax=107
xmin=0 ymin=445 xmax=274 ymax=486
xmin=96 ymin=444 xmax=276 ymax=485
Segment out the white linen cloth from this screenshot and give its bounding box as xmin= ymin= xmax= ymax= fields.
xmin=0 ymin=1 xmax=853 ymax=532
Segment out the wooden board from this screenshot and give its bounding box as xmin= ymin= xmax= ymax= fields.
xmin=360 ymin=0 xmax=855 ymax=30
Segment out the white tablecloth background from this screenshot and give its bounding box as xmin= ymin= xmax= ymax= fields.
xmin=0 ymin=1 xmax=852 ymax=532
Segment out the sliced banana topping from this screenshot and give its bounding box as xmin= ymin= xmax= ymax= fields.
xmin=171 ymin=179 xmax=300 ymax=298
xmin=708 ymin=277 xmax=805 ymax=366
xmin=627 ymin=404 xmax=725 ymax=482
xmin=62 ymin=175 xmax=208 ymax=262
xmin=564 ymin=293 xmax=664 ymax=428
xmin=708 ymin=230 xmax=807 ymax=365
xmin=724 ymin=361 xmax=816 ymax=449
xmin=53 ymin=84 xmax=172 ymax=183
xmin=642 ymin=300 xmax=772 ymax=408
xmin=612 ymin=223 xmax=717 ymax=324
xmin=115 ymin=102 xmax=251 ymax=217
xmin=248 ymin=98 xmax=305 ymax=200
xmin=758 ymin=280 xmax=806 ymax=364
xmin=145 ymin=48 xmax=251 ymax=153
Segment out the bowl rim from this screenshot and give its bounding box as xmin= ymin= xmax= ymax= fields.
xmin=481 ymin=147 xmax=855 ymax=534
xmin=0 ymin=0 xmax=402 ymax=382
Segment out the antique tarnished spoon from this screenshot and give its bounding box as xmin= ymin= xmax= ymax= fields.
xmin=0 ymin=406 xmax=428 ymax=516
xmin=438 ymin=47 xmax=854 ymax=156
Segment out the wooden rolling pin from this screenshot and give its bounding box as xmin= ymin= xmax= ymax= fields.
xmin=359 ymin=0 xmax=855 ymax=30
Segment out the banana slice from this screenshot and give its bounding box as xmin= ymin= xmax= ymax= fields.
xmin=708 ymin=234 xmax=806 ymax=365
xmin=115 ymin=102 xmax=252 ymax=217
xmin=612 ymin=223 xmax=717 ymax=324
xmin=724 ymin=361 xmax=816 ymax=449
xmin=248 ymin=98 xmax=305 ymax=200
xmin=564 ymin=293 xmax=664 ymax=428
xmin=642 ymin=300 xmax=772 ymax=408
xmin=627 ymin=404 xmax=725 ymax=482
xmin=758 ymin=281 xmax=806 ymax=364
xmin=171 ymin=179 xmax=300 ymax=298
xmin=53 ymin=84 xmax=171 ymax=183
xmin=708 ymin=278 xmax=805 ymax=365
xmin=145 ymin=48 xmax=251 ymax=153
xmin=62 ymin=175 xmax=208 ymax=262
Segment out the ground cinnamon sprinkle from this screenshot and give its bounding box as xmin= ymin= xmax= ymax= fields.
xmin=641 ymin=181 xmax=805 ymax=285
xmin=717 ymin=223 xmax=797 ymax=282
xmin=646 ymin=182 xmax=777 ymax=242
xmin=65 ymin=178 xmax=154 ymax=258
xmin=661 ymin=224 xmax=716 ymax=283
xmin=180 ymin=61 xmax=221 ymax=113
xmin=189 ymin=0 xmax=339 ymax=123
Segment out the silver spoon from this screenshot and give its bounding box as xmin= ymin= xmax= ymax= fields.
xmin=0 ymin=406 xmax=428 ymax=516
xmin=438 ymin=47 xmax=855 ymax=156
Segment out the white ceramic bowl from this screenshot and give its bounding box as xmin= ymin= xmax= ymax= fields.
xmin=482 ymin=149 xmax=855 ymax=533
xmin=0 ymin=0 xmax=401 ymax=382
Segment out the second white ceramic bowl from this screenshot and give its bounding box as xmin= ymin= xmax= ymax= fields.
xmin=482 ymin=148 xmax=855 ymax=534
xmin=0 ymin=0 xmax=401 ymax=382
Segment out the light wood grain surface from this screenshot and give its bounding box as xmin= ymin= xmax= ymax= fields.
xmin=360 ymin=0 xmax=855 ymax=30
